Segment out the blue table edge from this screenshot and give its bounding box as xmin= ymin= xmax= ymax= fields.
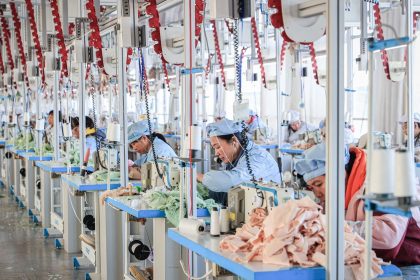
xmin=168 ymin=229 xmax=401 ymax=279
xmin=61 ymin=175 xmax=122 ymax=191
xmin=106 ymin=196 xmax=209 ymax=219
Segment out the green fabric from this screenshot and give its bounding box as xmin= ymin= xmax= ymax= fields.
xmin=11 ymin=133 xmax=35 ymax=150
xmin=34 ymin=143 xmax=54 ymax=155
xmin=63 ymin=141 xmax=94 ymax=166
xmin=89 ymin=170 xmax=120 ymax=182
xmin=145 ymin=187 xmax=218 ymax=227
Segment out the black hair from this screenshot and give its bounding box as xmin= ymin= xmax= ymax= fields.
xmin=146 ymin=132 xmax=168 ymax=144
xmin=48 ymin=110 xmax=62 ymax=122
xmin=70 ymin=116 xmax=94 ymax=129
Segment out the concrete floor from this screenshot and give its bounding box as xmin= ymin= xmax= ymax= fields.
xmin=0 ymin=189 xmax=84 ymax=280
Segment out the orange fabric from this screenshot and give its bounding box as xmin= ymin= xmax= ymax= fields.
xmin=345 ymin=147 xmax=366 ymax=209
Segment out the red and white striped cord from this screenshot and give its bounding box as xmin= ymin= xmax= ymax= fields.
xmin=0 ymin=9 xmax=17 ymax=90
xmin=308 ymin=43 xmax=319 ymax=85
xmin=126 ymin=48 xmax=133 ymax=94
xmin=251 ymin=17 xmax=267 ymax=88
xmin=280 ymin=39 xmax=287 ymax=71
xmin=210 ymin=20 xmax=227 ymax=89
xmin=86 ymin=0 xmax=106 ymax=75
xmin=373 ymin=3 xmax=391 ymax=80
xmin=145 ymin=0 xmax=171 ymax=92
xmin=49 ymin=0 xmax=69 ymax=78
xmin=10 ymin=3 xmax=30 ymax=88
xmin=404 ymin=12 xmax=419 ymax=62
xmin=0 ymin=41 xmax=4 ymax=76
xmin=25 ymin=0 xmax=45 ymax=85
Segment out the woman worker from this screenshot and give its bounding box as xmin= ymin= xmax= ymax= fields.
xmin=70 ymin=116 xmax=106 ymax=154
xmin=285 ymin=110 xmax=317 ymax=144
xmin=197 ymin=119 xmax=281 ymax=205
xmin=127 ymin=120 xmax=177 ymax=166
xmin=294 ymin=143 xmax=420 ymax=266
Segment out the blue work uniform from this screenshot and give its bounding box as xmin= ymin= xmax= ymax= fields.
xmin=134 ymin=138 xmax=177 ymax=166
xmin=247 ymin=116 xmax=268 ymax=138
xmin=202 ymin=141 xmax=281 ymax=205
xmin=286 ymin=121 xmax=318 ymax=144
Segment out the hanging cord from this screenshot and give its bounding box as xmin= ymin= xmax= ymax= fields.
xmin=10 ymin=3 xmax=30 ymax=88
xmin=373 ymin=3 xmax=391 ymax=80
xmin=233 ymin=20 xmax=262 ymax=201
xmin=280 ymin=40 xmax=287 ymax=71
xmin=86 ymin=0 xmax=107 ymax=75
xmin=58 ymin=81 xmax=70 ymax=142
xmin=250 ymin=17 xmax=267 ymax=88
xmin=89 ymin=67 xmax=108 ymax=170
xmin=139 ymin=50 xmax=170 ymax=190
xmin=0 ymin=9 xmax=17 ymax=90
xmin=49 ymin=0 xmax=69 ymax=78
xmin=210 ymin=20 xmax=227 ymax=89
xmin=308 ymin=43 xmax=320 ymax=85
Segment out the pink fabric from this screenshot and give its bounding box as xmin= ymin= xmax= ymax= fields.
xmin=219 ymin=198 xmax=385 ymax=279
xmin=346 ymin=184 xmax=409 ymax=250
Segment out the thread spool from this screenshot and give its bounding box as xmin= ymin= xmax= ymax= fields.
xmin=23 ymin=112 xmax=30 ymax=125
xmin=128 ymin=240 xmax=151 ymax=261
xmin=220 ymin=206 xmax=229 ymax=234
xmin=107 ymin=122 xmax=121 ymax=143
xmin=186 ymin=125 xmax=202 ymax=151
xmin=35 ymin=119 xmax=45 ymax=131
xmin=83 ymin=214 xmax=95 ymax=231
xmin=62 ymin=123 xmax=71 ymax=138
xmin=210 ymin=207 xmax=220 ymax=237
xmin=394 ymin=149 xmax=416 ymax=202
xmin=370 ymin=149 xmax=395 ymax=196
xmin=178 ymin=218 xmax=205 ymax=235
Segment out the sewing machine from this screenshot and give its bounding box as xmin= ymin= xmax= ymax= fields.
xmin=299 ymin=129 xmax=323 ymax=145
xmin=228 ymin=181 xmax=295 ymax=228
xmin=94 ymin=147 xmax=119 ymax=171
xmin=140 ymin=159 xmax=180 ymax=190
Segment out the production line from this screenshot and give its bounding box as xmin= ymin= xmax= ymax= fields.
xmin=0 ymin=0 xmax=419 ymax=280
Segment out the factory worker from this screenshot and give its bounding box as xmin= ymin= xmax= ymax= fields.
xmin=70 ymin=116 xmax=106 ymax=154
xmin=285 ymin=110 xmax=317 ymax=144
xmin=295 ymin=143 xmax=420 ymax=266
xmin=399 ymin=113 xmax=420 ymax=162
xmin=45 ymin=110 xmax=62 ymax=145
xmin=246 ymin=110 xmax=269 ymax=141
xmin=127 ymin=120 xmax=177 ymax=166
xmin=197 ymin=119 xmax=281 ymax=205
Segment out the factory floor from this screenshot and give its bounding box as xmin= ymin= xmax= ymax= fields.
xmin=0 ymin=188 xmax=84 ymax=280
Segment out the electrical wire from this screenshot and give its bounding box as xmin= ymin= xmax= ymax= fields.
xmin=180 ymin=259 xmax=213 ymax=280
xmin=233 ymin=19 xmax=264 ymax=200
xmin=138 ymin=49 xmax=170 ymax=190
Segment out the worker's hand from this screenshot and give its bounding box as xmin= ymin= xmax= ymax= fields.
xmin=196 ymin=173 xmax=204 ymax=182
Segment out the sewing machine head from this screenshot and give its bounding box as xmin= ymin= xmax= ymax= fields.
xmin=228 ymin=181 xmax=295 ymax=228
xmin=140 ymin=159 xmax=180 ymax=190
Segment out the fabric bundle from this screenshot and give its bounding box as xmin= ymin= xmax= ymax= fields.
xmin=220 ymin=197 xmax=386 ymax=280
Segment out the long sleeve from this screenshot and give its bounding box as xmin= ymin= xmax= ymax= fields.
xmin=202 ymin=142 xmax=281 ymax=192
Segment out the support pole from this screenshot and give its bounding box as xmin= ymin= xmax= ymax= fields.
xmin=326 ymin=0 xmax=345 ymax=279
